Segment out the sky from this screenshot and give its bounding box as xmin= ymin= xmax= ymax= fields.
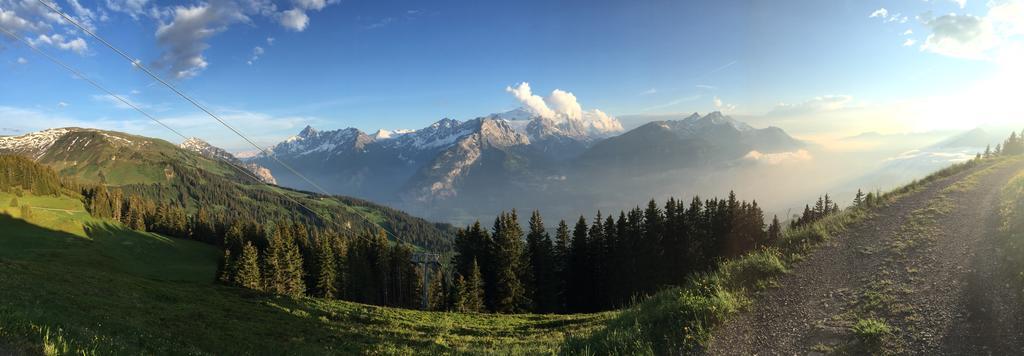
xmin=1 ymin=0 xmax=1022 ymax=151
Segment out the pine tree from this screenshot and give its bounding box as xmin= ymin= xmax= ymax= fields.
xmin=985 ymin=144 xmax=992 ymax=158
xmin=853 ymin=189 xmax=864 ymax=207
xmin=524 ymin=210 xmax=556 ymax=313
xmin=282 ymin=231 xmax=307 ymax=297
xmin=218 ymin=249 xmax=235 ymax=284
xmin=428 ymin=269 xmax=449 ymax=311
xmin=456 ymin=259 xmax=485 ymax=312
xmin=315 ymin=239 xmax=337 ymax=299
xmin=767 ymin=215 xmax=782 ymax=244
xmin=490 ymin=211 xmax=527 ymax=313
xmin=234 ymin=241 xmax=262 ymax=290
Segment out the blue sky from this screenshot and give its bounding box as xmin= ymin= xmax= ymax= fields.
xmin=2 ymin=0 xmax=1021 ymax=150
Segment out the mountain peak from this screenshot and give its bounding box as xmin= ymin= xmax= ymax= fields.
xmin=298 ymin=125 xmax=319 ymax=138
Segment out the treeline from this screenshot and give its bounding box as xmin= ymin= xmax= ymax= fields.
xmin=113 ymin=161 xmax=455 ymax=251
xmin=983 ymin=130 xmax=1024 ymax=158
xmin=83 ymin=183 xmax=423 ymax=308
xmin=0 ymin=155 xmax=63 ymax=197
xmin=437 ymin=192 xmax=784 ymax=313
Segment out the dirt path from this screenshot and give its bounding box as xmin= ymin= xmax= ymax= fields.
xmin=708 ymin=159 xmax=1024 ymax=355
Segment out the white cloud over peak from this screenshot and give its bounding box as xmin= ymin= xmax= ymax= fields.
xmin=504 ymin=82 xmax=624 ymax=134
xmin=713 ymin=96 xmax=736 ymax=112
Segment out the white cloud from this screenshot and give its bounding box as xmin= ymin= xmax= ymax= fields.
xmin=713 ymin=96 xmax=736 ymax=112
xmin=954 ymin=0 xmax=967 ymax=9
xmin=744 ymin=149 xmax=813 ymax=165
xmin=15 ymin=57 xmax=27 ymax=64
xmin=903 ymin=29 xmax=913 ymax=35
xmin=155 ymin=2 xmax=250 ymax=78
xmin=903 ymin=38 xmax=917 ymax=46
xmin=770 ymin=95 xmax=854 ymax=116
xmin=870 ymin=8 xmax=889 ymax=19
xmin=921 ymin=0 xmax=1024 ymax=61
xmin=504 ymin=82 xmax=623 ymax=133
xmin=294 ymin=0 xmax=329 ymax=11
xmin=27 ymin=34 xmax=89 ymax=54
xmin=640 ymin=88 xmax=658 ymax=95
xmin=266 ymin=36 xmax=275 ymax=45
xmin=248 ymin=45 xmax=264 ymax=65
xmin=505 ymin=82 xmax=557 ymax=119
xmin=57 ymin=101 xmax=68 ymax=107
xmin=105 ymin=0 xmax=150 ymax=19
xmin=279 ymin=8 xmax=309 ymax=31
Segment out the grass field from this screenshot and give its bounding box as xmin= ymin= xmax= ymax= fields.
xmin=0 ymin=192 xmax=610 ymax=355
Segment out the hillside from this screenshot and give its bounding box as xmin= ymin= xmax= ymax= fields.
xmin=708 ymin=156 xmax=1024 ymax=354
xmin=0 ymin=128 xmax=456 ymax=251
xmin=0 ymin=190 xmax=610 ymax=354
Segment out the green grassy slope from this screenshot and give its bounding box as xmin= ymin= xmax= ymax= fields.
xmin=0 ymin=192 xmax=610 ymax=355
xmin=4 ymin=128 xmax=457 ymax=251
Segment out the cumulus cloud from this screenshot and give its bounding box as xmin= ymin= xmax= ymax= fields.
xmin=903 ymin=29 xmax=913 ymax=35
xmin=713 ymin=96 xmax=736 ymax=112
xmin=870 ymin=8 xmax=888 ymax=19
xmin=155 ymin=1 xmax=251 ymax=78
xmin=903 ymin=38 xmax=917 ymax=46
xmin=744 ymin=149 xmax=813 ymax=165
xmin=28 ymin=34 xmax=89 ymax=54
xmin=57 ymin=101 xmax=68 ymax=107
xmin=921 ymin=0 xmax=1024 ymax=61
xmin=504 ymin=82 xmax=624 ymax=134
xmin=769 ymin=95 xmax=853 ymax=116
xmin=279 ymin=8 xmax=308 ymax=31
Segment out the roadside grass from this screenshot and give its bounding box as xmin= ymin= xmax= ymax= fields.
xmin=561 ymin=156 xmax=1003 ymax=355
xmin=0 ymin=192 xmax=607 ymax=355
xmin=851 ymin=318 xmax=894 ymax=353
xmin=999 ymin=169 xmax=1024 ymax=294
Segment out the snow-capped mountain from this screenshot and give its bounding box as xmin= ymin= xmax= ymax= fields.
xmin=178 ymin=138 xmax=277 ymax=185
xmin=0 ymin=128 xmax=73 ymax=160
xmin=247 ymin=111 xmax=801 ymax=223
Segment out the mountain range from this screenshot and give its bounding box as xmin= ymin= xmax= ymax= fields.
xmin=246 ymin=110 xmax=804 ymax=223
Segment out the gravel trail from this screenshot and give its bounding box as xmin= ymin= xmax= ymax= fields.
xmin=708 ymin=159 xmax=1024 ymax=355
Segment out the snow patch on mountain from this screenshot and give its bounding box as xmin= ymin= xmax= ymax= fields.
xmin=179 ymin=137 xmax=277 ymax=184
xmin=0 ymin=128 xmax=71 ymax=160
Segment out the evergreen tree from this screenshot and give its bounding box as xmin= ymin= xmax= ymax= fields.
xmin=315 ymin=239 xmax=337 ymax=299
xmin=427 ymin=268 xmax=449 ymax=311
xmin=234 ymin=241 xmax=262 ymax=290
xmin=455 ymin=259 xmax=485 ymax=312
xmin=490 ymin=211 xmax=528 ymax=313
xmin=767 ymin=215 xmax=782 ymax=244
xmin=218 ymin=248 xmax=235 ymax=284
xmin=524 ymin=210 xmax=557 ymax=313
xmin=853 ymin=189 xmax=865 ymax=207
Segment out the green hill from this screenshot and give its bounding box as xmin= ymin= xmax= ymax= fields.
xmin=0 ymin=128 xmax=456 ymax=251
xmin=0 ymin=190 xmax=610 ymax=355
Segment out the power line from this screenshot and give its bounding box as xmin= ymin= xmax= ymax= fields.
xmin=0 ymin=24 xmax=385 ymax=245
xmin=33 ymin=0 xmax=404 ymax=242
